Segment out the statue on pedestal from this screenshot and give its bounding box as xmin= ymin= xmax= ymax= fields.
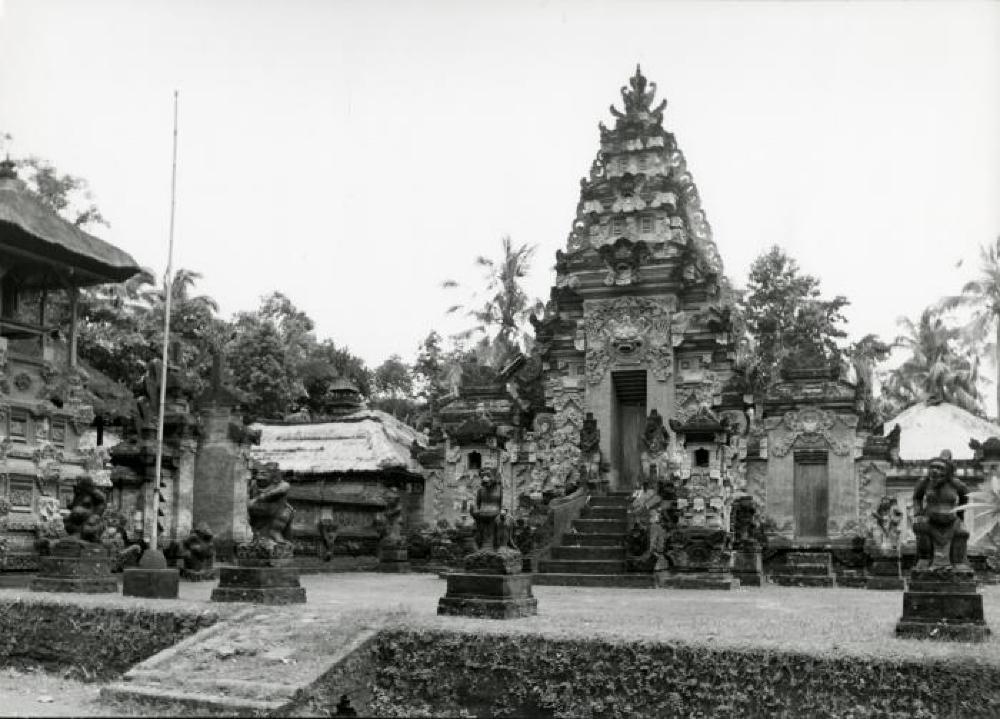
xmin=212 ymin=462 xmax=306 ymax=604
xmin=579 ymin=412 xmax=602 ymax=488
xmin=179 ymin=522 xmax=216 ymax=580
xmin=912 ymin=451 xmax=971 ymax=573
xmin=248 ymin=463 xmax=294 ymax=546
xmin=64 ymin=476 xmax=108 ymax=544
xmin=869 ymin=496 xmax=904 ymax=554
xmin=730 ymin=494 xmax=758 ymax=551
xmin=640 ymin=409 xmax=671 ymax=479
xmin=471 ymin=469 xmax=504 ymax=551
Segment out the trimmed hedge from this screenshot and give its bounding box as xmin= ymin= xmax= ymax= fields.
xmin=0 ymin=598 xmax=218 ymax=680
xmin=370 ymin=629 xmax=1000 ymax=718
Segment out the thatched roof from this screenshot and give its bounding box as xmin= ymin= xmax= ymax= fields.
xmin=885 ymin=401 xmax=1000 ymax=461
xmin=251 ymin=409 xmax=428 ymax=475
xmin=0 ymin=174 xmax=142 ymax=286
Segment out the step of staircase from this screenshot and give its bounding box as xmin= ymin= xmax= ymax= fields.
xmin=583 ymin=507 xmax=627 ymax=520
xmin=588 ymin=496 xmax=631 ymax=508
xmin=538 ymin=559 xmax=627 ymax=575
xmin=532 ymin=572 xmax=655 ymax=588
xmin=770 ymin=564 xmax=835 ymax=576
xmin=551 ymin=545 xmax=624 ymax=561
xmin=573 ymin=518 xmax=627 ymax=533
xmin=560 ymin=532 xmax=625 ymax=547
xmin=770 ymin=552 xmax=835 ymax=587
xmin=771 ymin=574 xmax=835 ymax=588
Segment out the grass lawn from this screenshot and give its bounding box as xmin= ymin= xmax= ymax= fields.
xmin=1 ymin=573 xmax=998 ymax=716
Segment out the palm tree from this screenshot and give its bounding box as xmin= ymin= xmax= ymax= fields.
xmin=939 ymin=236 xmax=1000 ymax=419
xmin=885 ymin=308 xmax=984 ymax=416
xmin=443 ymin=235 xmax=543 ymax=368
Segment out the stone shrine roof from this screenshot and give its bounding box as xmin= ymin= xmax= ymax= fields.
xmin=251 ymin=409 xmax=428 ymax=476
xmin=884 ymin=401 xmax=1000 ymax=461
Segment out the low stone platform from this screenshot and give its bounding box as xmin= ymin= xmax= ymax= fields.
xmin=31 ymin=541 xmax=117 ymax=594
xmin=895 ymin=570 xmax=990 ymax=642
xmin=657 ymin=572 xmax=740 ymax=590
xmin=437 ymin=548 xmax=538 ymax=619
xmin=211 ymin=541 xmax=307 ymax=605
xmin=212 ymin=566 xmax=306 ymax=604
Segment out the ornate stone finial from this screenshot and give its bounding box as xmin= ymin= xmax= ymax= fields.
xmin=609 ymin=64 xmax=667 ymax=123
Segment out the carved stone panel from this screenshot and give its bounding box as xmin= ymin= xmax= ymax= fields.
xmin=582 ymin=297 xmax=674 ymax=384
xmin=765 ymin=407 xmax=854 ymax=458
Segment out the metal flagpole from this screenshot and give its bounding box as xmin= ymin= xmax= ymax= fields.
xmin=150 ymin=90 xmax=179 ymax=553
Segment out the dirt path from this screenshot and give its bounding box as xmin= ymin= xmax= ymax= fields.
xmin=0 ymin=668 xmax=110 ymax=717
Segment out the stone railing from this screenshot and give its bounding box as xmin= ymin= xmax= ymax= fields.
xmin=530 ymin=487 xmax=589 ymax=562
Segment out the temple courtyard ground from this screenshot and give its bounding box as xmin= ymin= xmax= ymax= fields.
xmin=1 ymin=573 xmax=999 ymax=716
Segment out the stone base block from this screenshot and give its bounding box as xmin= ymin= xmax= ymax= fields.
xmin=122 ymin=568 xmax=180 ymax=598
xmin=379 ymin=548 xmax=409 ymax=562
xmin=895 ymin=577 xmax=989 ymax=642
xmin=377 ymin=561 xmax=411 ymax=573
xmin=895 ymin=619 xmax=990 ymax=642
xmin=437 ymin=596 xmax=538 ymax=619
xmin=866 ymin=576 xmax=905 ymax=591
xmin=211 ymin=565 xmax=306 ymax=605
xmin=32 ymin=544 xmax=118 ymax=594
xmin=211 ymin=586 xmax=307 ymax=605
xmin=733 ymin=572 xmax=762 ymax=587
xmin=657 ymin=572 xmax=740 ymax=590
xmin=771 ymin=574 xmax=835 ymax=588
xmin=30 ymin=576 xmax=118 ymax=594
xmin=179 ymin=568 xmax=218 ymax=582
xmin=837 ymin=572 xmax=868 ymax=589
xmin=438 ymin=571 xmax=537 ymax=619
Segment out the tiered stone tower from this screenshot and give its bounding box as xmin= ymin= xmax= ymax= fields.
xmin=528 ymin=66 xmax=746 ymax=500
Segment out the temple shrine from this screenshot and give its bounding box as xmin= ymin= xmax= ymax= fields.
xmin=0 ymin=157 xmax=142 ymax=569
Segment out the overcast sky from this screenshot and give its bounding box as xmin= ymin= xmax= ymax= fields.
xmin=1 ymin=1 xmax=999 ymax=384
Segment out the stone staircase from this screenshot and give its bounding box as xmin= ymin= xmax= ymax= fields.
xmin=534 ymin=493 xmax=654 ymax=588
xmin=770 ymin=551 xmax=836 ymax=587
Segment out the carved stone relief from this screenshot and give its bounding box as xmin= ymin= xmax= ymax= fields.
xmin=583 ymin=296 xmax=674 ymax=384
xmin=764 ymin=407 xmax=855 ymax=457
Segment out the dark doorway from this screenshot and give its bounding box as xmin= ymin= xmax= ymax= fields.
xmin=793 ymin=450 xmax=829 ymax=539
xmin=613 ymin=370 xmax=646 ymax=491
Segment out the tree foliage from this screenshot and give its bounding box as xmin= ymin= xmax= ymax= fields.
xmin=938 ymin=235 xmax=1000 ymax=418
xmin=739 ymin=246 xmax=849 ymax=393
xmin=884 ymin=308 xmax=985 ymax=417
xmin=444 ymin=235 xmax=543 ymax=368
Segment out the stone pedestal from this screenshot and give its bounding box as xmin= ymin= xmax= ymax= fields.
xmin=122 ymin=549 xmax=180 ymax=599
xmin=866 ymin=557 xmax=904 ymax=591
xmin=378 ymin=545 xmax=410 ymax=573
xmin=31 ymin=540 xmax=117 ymax=594
xmin=438 ymin=548 xmax=537 ymax=619
xmin=895 ymin=570 xmax=990 ymax=641
xmin=658 ymin=528 xmax=738 ymax=590
xmin=731 ymin=550 xmax=763 ymax=587
xmin=211 ymin=541 xmax=306 ymax=605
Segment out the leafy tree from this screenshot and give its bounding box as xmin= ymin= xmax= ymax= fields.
xmin=740 ymin=246 xmax=849 ymax=393
xmin=884 ymin=308 xmax=985 ymax=416
xmin=938 ymin=236 xmax=1000 ymax=418
xmin=374 ymin=354 xmax=414 ymax=399
xmin=227 ymin=293 xmax=373 ymax=420
xmin=2 ymin=133 xmax=107 ymax=229
xmin=300 ymin=339 xmax=372 ymax=415
xmin=443 ymin=235 xmax=544 ymax=368
xmin=845 ymin=334 xmax=894 ymax=425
